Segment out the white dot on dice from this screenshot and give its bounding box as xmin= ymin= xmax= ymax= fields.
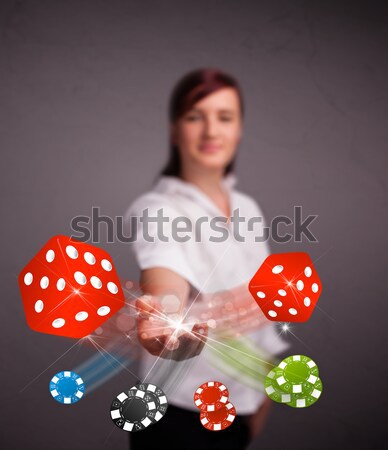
xmin=90 ymin=276 xmax=102 ymax=289
xmin=101 ymin=259 xmax=112 ymax=271
xmin=272 ymin=265 xmax=283 ymax=274
xmin=312 ymin=283 xmax=319 ymax=293
xmin=57 ymin=278 xmax=66 ymax=291
xmin=268 ymin=310 xmax=277 ymax=317
xmin=304 ymin=266 xmax=312 ymax=277
xmin=296 ymin=280 xmax=304 ymax=291
xmin=107 ymin=282 xmax=118 ymax=294
xmin=97 ymin=306 xmax=110 ymax=316
xmin=52 ymin=318 xmax=65 ymax=328
xmin=84 ymin=252 xmax=96 ymax=265
xmin=304 ymin=297 xmax=311 ymax=307
xmin=257 ymin=291 xmax=266 ymax=299
xmin=40 ymin=276 xmax=49 ymax=289
xmin=34 ymin=300 xmax=44 ymax=313
xmin=289 ymin=308 xmax=297 ymax=315
xmin=66 ymin=245 xmax=78 ymax=259
xmin=75 ymin=311 xmax=88 ymax=321
xmin=24 ymin=272 xmax=33 ymax=285
xmin=74 ymin=271 xmax=87 ymax=285
xmin=46 ymin=249 xmax=55 ymax=263
xmin=278 ymin=289 xmax=286 ymax=297
xmin=274 ymin=300 xmax=282 ymax=307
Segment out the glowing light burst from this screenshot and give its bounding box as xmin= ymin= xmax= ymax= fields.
xmin=279 ymin=322 xmax=291 ymax=334
xmin=166 ymin=315 xmax=192 ymax=335
xmin=276 ymin=321 xmax=313 ymax=351
xmin=121 ymin=272 xmax=281 ymax=385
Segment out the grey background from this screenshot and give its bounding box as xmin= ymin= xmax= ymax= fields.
xmin=1 ymin=0 xmax=387 ymax=449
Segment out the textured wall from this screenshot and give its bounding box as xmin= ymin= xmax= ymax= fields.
xmin=1 ymin=1 xmax=387 ymax=449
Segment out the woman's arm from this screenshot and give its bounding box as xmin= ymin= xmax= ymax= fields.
xmin=136 ymin=267 xmax=270 ymax=360
xmin=245 ymin=396 xmax=272 ymax=440
xmin=140 ymin=266 xmax=190 ymax=306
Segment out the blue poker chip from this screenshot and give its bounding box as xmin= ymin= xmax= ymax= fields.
xmin=49 ymin=371 xmax=85 ymax=404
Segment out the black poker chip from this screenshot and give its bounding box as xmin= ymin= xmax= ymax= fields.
xmin=110 ymin=388 xmax=157 ymax=432
xmin=133 ymin=383 xmax=168 ymax=423
xmin=110 ymin=384 xmax=168 ymax=432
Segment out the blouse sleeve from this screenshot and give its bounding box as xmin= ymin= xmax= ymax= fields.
xmin=240 ymin=192 xmax=271 ymax=261
xmin=125 ymin=194 xmax=200 ymax=290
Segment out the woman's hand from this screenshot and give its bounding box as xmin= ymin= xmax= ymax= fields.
xmin=136 ymin=294 xmax=208 ymax=361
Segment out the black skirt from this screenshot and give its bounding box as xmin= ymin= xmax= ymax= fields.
xmin=129 ymin=403 xmax=251 ymax=450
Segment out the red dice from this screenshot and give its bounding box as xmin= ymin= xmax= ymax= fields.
xmin=248 ymin=252 xmax=322 ymax=322
xmin=18 ymin=235 xmax=125 ymax=338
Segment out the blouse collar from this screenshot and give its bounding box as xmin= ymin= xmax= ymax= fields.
xmin=154 ymin=172 xmax=237 ymax=195
xmin=153 ymin=172 xmax=238 ymax=216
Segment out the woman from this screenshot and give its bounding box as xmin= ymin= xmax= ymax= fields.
xmin=126 ymin=68 xmax=288 ymax=449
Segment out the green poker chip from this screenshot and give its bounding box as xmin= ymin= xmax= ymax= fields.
xmin=286 ymin=377 xmax=323 ymax=408
xmin=264 ymin=368 xmax=293 ymax=404
xmin=275 ymin=355 xmax=319 ymax=395
xmin=265 ymin=355 xmax=323 ymax=409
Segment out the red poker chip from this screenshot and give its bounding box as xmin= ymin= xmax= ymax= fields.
xmin=194 ymin=381 xmax=229 ymax=411
xmin=200 ymin=402 xmax=236 ymax=431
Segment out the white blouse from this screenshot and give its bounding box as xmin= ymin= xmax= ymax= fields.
xmin=126 ymin=173 xmax=288 ymax=414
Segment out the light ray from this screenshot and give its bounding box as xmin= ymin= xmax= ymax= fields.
xmin=85 ymin=336 xmax=139 ymax=379
xmin=19 ymin=339 xmax=82 ymax=393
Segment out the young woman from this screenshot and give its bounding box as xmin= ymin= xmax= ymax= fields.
xmin=127 ymin=68 xmax=288 ymax=449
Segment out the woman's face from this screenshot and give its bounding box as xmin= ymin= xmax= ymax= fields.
xmin=171 ymin=87 xmax=242 ymax=175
